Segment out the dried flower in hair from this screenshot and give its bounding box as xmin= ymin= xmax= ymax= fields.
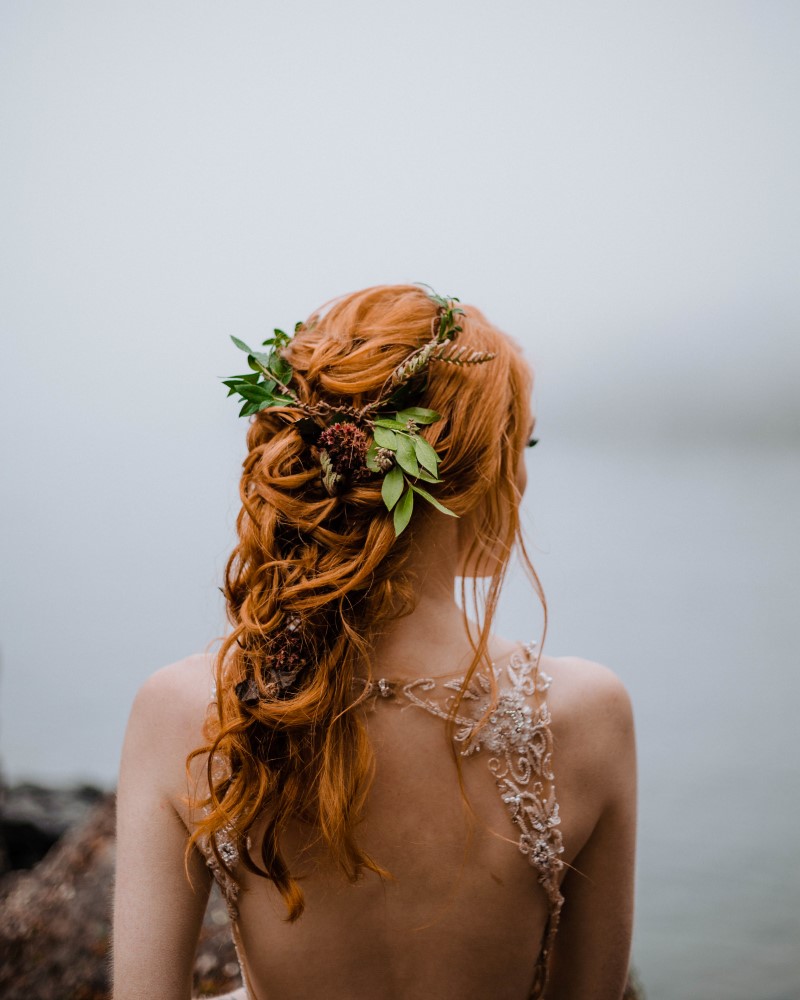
xmin=235 ymin=619 xmax=308 ymax=706
xmin=317 ymin=423 xmax=370 ymax=474
xmin=234 ymin=676 xmax=261 ymax=706
xmin=269 ymin=622 xmax=306 ymax=675
xmin=317 ymin=422 xmax=372 ymax=496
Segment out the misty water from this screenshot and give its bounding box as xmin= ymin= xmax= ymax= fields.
xmin=501 ymin=442 xmax=800 ymax=1000
xmin=1 ymin=441 xmax=798 ymax=999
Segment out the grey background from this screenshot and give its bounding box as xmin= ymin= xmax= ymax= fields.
xmin=1 ymin=3 xmax=798 ymax=998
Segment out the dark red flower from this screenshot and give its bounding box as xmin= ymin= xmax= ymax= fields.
xmin=317 ymin=422 xmax=370 ymax=475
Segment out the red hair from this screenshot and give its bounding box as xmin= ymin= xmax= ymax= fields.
xmin=188 ymin=284 xmax=545 ymax=919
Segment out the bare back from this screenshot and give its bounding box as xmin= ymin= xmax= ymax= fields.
xmin=153 ymin=640 xmax=635 ymax=1000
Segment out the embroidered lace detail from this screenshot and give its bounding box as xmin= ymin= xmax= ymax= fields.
xmin=200 ymin=823 xmax=240 ymax=919
xmin=196 ymin=752 xmax=242 ymax=921
xmin=362 ymin=640 xmax=564 ymax=999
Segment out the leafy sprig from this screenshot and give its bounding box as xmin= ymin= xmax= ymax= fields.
xmin=364 ymin=406 xmax=457 ymax=535
xmin=223 ymin=328 xmax=299 ymax=417
xmin=417 ymin=283 xmax=466 ymax=343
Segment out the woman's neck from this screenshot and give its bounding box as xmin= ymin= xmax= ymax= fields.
xmin=367 ymin=516 xmax=500 ymax=679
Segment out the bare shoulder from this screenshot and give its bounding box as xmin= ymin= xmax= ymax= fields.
xmin=542 ymin=657 xmax=638 ymax=994
xmin=131 ymin=652 xmax=215 ymax=724
xmin=122 ymin=653 xmax=215 ymax=796
xmin=542 ymin=654 xmax=633 ymax=728
xmin=538 ymin=654 xmax=636 ymax=806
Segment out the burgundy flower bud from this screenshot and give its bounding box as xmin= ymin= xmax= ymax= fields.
xmin=317 ymin=422 xmax=370 ymax=475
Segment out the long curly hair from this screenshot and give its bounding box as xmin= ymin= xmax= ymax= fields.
xmin=187 ymin=283 xmax=545 ymax=920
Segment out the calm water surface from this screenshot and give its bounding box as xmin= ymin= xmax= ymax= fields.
xmin=500 ymin=443 xmax=800 ymax=1000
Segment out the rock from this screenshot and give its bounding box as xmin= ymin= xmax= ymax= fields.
xmin=0 ymin=793 xmax=117 ymax=999
xmin=0 ymin=795 xmax=242 ymax=1000
xmin=0 ymin=782 xmax=105 ymax=874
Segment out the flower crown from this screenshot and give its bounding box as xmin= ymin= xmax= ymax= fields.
xmin=222 ymin=285 xmax=496 ymax=536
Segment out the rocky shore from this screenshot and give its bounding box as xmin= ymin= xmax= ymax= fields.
xmin=0 ymin=784 xmax=241 ymax=999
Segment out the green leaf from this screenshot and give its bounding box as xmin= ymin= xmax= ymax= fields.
xmin=239 ymin=400 xmax=258 ymax=417
xmin=263 ymin=392 xmax=293 ymax=407
xmin=373 ymin=426 xmax=399 ymax=449
xmin=381 ymin=465 xmax=405 ymax=510
xmin=231 ymin=336 xmax=254 ymax=354
xmin=225 ymin=374 xmax=278 ymax=403
xmin=224 ymin=380 xmax=254 ymax=397
xmin=374 ymin=418 xmax=407 ymax=430
xmin=365 ymin=441 xmax=381 ymax=473
xmin=393 ymin=486 xmax=414 ymax=535
xmin=395 ymin=407 xmax=440 ymax=425
xmin=261 ymin=328 xmax=289 ymax=347
xmin=249 ymin=350 xmax=274 ymax=367
xmin=416 ymin=468 xmax=441 ymax=483
xmin=247 ymin=356 xmax=279 ymax=378
xmin=223 ymin=372 xmax=261 ymax=387
xmin=236 ymin=383 xmax=273 ymax=403
xmin=395 ymin=436 xmax=420 ymax=477
xmin=270 ymin=353 xmax=293 ymax=385
xmin=411 ymin=484 xmax=458 ymax=517
xmin=413 ymin=436 xmax=439 ymax=474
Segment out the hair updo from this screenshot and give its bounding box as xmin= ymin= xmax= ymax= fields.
xmin=188 ymin=283 xmax=543 ymax=919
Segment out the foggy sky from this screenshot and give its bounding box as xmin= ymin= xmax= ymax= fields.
xmin=1 ymin=1 xmax=798 ymax=781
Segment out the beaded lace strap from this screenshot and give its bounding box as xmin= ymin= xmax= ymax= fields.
xmin=483 ymin=646 xmax=564 ymax=998
xmin=194 ymin=750 xmax=251 ymax=995
xmin=367 ymin=641 xmax=564 ymax=999
xmin=196 ymin=750 xmax=242 ymax=921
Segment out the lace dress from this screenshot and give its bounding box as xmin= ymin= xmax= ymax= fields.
xmin=198 ymin=641 xmax=565 ymax=999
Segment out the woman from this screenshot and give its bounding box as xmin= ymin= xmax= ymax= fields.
xmin=112 ymin=284 xmax=638 ymax=999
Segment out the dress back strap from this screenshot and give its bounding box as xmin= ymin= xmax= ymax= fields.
xmin=365 ymin=640 xmax=564 ymax=998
